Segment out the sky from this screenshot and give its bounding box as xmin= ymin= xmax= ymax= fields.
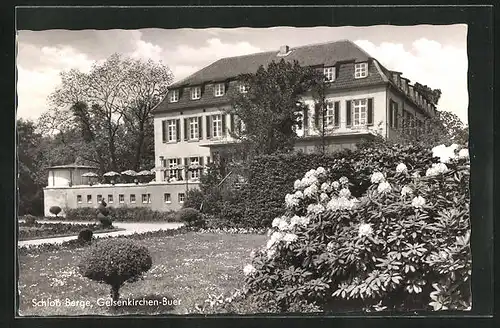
xmin=16 ymin=25 xmax=468 ymax=124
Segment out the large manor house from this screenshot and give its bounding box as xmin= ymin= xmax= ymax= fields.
xmin=43 ymin=40 xmax=437 ymax=216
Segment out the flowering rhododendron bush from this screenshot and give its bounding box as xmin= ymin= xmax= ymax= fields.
xmin=243 ymin=144 xmax=471 ymax=312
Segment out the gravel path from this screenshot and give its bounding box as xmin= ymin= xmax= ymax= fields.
xmin=18 ymin=220 xmax=184 ymax=247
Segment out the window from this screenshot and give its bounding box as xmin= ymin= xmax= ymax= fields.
xmin=189 ymin=117 xmax=199 ymax=140
xmin=214 ymin=83 xmax=225 ymax=97
xmin=191 ymin=86 xmax=201 ymax=100
xmin=190 ymin=157 xmax=200 ymax=179
xmin=324 ymin=66 xmax=336 ymax=82
xmin=352 ymin=99 xmax=368 ymax=126
xmin=108 ymin=194 xmax=113 ymax=203
xmin=169 ymin=90 xmax=179 ymax=102
xmin=178 ymin=193 xmax=185 ymax=203
xmin=239 ymin=84 xmax=249 ymax=93
xmin=130 ymin=194 xmax=136 ymax=203
xmin=325 ymin=101 xmax=335 ymax=126
xmin=390 ymin=100 xmax=399 ymax=128
xmin=142 ymin=194 xmax=148 ymax=203
xmin=164 ymin=193 xmax=171 ymax=203
xmin=168 ymin=158 xmax=178 ymax=179
xmin=354 ymin=62 xmax=368 ymax=79
xmin=167 ymin=119 xmax=176 ymax=142
xmin=97 ymin=194 xmax=103 ymax=203
xmin=87 ymin=195 xmax=92 ymax=204
xmin=77 ymin=195 xmax=82 ymax=204
xmin=212 ymin=114 xmax=222 ymax=138
xmin=119 ymin=194 xmax=124 ymax=203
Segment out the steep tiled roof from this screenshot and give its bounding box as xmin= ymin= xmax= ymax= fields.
xmin=155 ymin=40 xmax=388 ymax=114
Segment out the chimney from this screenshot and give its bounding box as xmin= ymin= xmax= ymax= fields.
xmin=279 ymin=45 xmax=290 ymax=55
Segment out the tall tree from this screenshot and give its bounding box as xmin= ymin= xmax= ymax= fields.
xmin=47 ymin=53 xmax=173 ymax=171
xmin=227 ymin=60 xmax=318 ymax=157
xmin=413 ymin=82 xmax=442 ymax=105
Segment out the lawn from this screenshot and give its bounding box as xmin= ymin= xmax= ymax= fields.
xmin=18 ymin=232 xmax=267 ymax=316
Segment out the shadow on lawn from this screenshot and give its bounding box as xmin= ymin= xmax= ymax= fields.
xmin=108 ymin=294 xmax=177 ymax=315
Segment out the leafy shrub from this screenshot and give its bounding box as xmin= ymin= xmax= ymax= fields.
xmin=49 ymin=205 xmax=62 ymax=217
xmin=78 ymin=228 xmax=93 ymax=243
xmin=198 ymin=141 xmax=437 ymax=228
xmin=183 ymin=189 xmax=204 ymax=211
xmin=78 ymin=238 xmax=153 ymax=301
xmin=65 ymin=207 xmax=178 ymax=222
xmin=243 ymin=144 xmax=470 ymax=312
xmin=24 ymin=215 xmax=37 ymax=226
xmin=97 ymin=213 xmax=113 ymax=228
xmin=177 ymin=208 xmax=205 ymax=228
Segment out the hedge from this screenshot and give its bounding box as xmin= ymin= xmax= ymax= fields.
xmin=201 ymin=141 xmax=436 ymax=228
xmin=63 ymin=206 xmax=179 ymax=222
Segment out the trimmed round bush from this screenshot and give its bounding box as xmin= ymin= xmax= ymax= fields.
xmin=97 ymin=213 xmax=113 ymax=228
xmin=177 ymin=207 xmax=205 ymax=228
xmin=24 ymin=215 xmax=37 ymax=225
xmin=78 ymin=238 xmax=153 ymax=301
xmin=49 ymin=206 xmax=62 ymax=217
xmin=78 ymin=228 xmax=93 ymax=243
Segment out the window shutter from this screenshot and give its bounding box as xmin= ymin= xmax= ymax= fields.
xmin=184 ymin=118 xmax=188 ymax=140
xmin=206 ymin=116 xmax=211 ymax=139
xmin=346 ymin=100 xmax=352 ymax=126
xmin=394 ymin=103 xmax=399 ymax=128
xmin=314 ymin=103 xmax=320 ymax=127
xmin=388 ymin=100 xmax=394 ymax=128
xmin=162 ymin=120 xmax=167 ymax=142
xmin=367 ymin=98 xmax=374 ymax=126
xmin=303 ymin=107 xmax=309 ymax=135
xmin=176 ymin=119 xmax=181 ymax=141
xmin=184 ymin=157 xmax=189 ymax=179
xmin=230 ymin=114 xmax=235 ymax=133
xmin=222 ymin=114 xmax=227 ymax=136
xmin=198 ymin=116 xmax=203 ymax=139
xmin=334 ymin=101 xmax=340 ymax=127
xmin=177 ymin=158 xmax=182 ymax=179
xmin=199 ymin=156 xmax=204 ymax=167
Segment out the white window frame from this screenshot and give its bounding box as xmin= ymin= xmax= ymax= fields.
xmin=119 ymin=194 xmax=124 ymax=203
xmin=108 ymin=194 xmax=113 ymax=204
xmin=169 ymin=90 xmax=179 ymax=102
xmin=148 ymin=193 xmax=152 ymax=203
xmin=167 ymin=119 xmax=176 ymax=142
xmin=87 ymin=195 xmax=92 ymax=204
xmin=190 ymin=157 xmax=200 ymax=179
xmin=168 ymin=158 xmax=178 ymax=179
xmin=178 ymin=193 xmax=185 ymax=203
xmin=142 ymin=194 xmax=148 ymax=204
xmin=130 ymin=194 xmax=136 ymax=203
xmin=214 ymin=83 xmax=225 ymax=97
xmin=164 ymin=193 xmax=171 ymax=203
xmin=97 ymin=194 xmax=102 ymax=203
xmin=77 ymin=195 xmax=82 ymax=204
xmin=354 ymin=62 xmax=368 ymax=79
xmin=352 ymin=99 xmax=368 ymax=126
xmin=325 ymin=101 xmax=335 ymax=126
xmin=191 ymin=87 xmax=201 ymax=100
xmin=324 ymin=66 xmax=336 ymax=82
xmin=189 ymin=117 xmax=199 ymax=140
xmin=212 ymin=114 xmax=222 ymax=138
xmin=239 ymin=84 xmax=249 ymax=93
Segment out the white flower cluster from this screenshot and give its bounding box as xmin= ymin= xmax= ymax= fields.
xmin=432 ymin=144 xmax=468 ymax=163
xmin=425 ymin=163 xmax=449 ymax=177
xmin=396 ymin=163 xmax=408 ymax=173
xmin=303 ymin=183 xmax=319 ymax=199
xmin=326 ymin=196 xmax=359 ymax=211
xmin=400 ymin=185 xmax=413 ymax=197
xmin=370 ymin=171 xmax=385 ymax=184
xmin=411 ymin=195 xmax=426 ymax=208
xmin=307 ymin=203 xmax=325 ymax=215
xmin=285 ymin=193 xmax=300 ymax=208
xmin=290 ymin=215 xmax=310 ymax=228
xmin=358 ymin=223 xmax=373 ymax=237
xmin=243 ymin=264 xmax=256 ymax=276
xmin=377 ymin=181 xmax=392 ymax=193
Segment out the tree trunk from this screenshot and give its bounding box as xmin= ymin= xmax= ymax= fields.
xmin=110 ymin=284 xmax=120 ymax=302
xmin=133 ymin=123 xmax=145 ymax=171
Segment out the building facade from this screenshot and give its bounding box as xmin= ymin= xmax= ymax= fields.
xmin=43 ymin=39 xmax=437 ymax=216
xmin=152 ymin=40 xmax=437 ymax=180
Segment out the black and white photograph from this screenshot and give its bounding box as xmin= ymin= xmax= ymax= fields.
xmin=15 ymin=9 xmax=477 ymax=316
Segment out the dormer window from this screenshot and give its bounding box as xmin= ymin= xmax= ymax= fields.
xmin=214 ymin=83 xmax=225 ymax=97
xmin=191 ymin=86 xmax=201 ymax=100
xmin=239 ymin=84 xmax=249 ymax=93
xmin=169 ymin=89 xmax=179 ymax=103
xmin=324 ymin=66 xmax=336 ymax=82
xmin=354 ymin=62 xmax=368 ymax=79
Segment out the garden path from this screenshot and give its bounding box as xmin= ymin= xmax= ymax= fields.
xmin=18 ymin=220 xmax=184 ymax=247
